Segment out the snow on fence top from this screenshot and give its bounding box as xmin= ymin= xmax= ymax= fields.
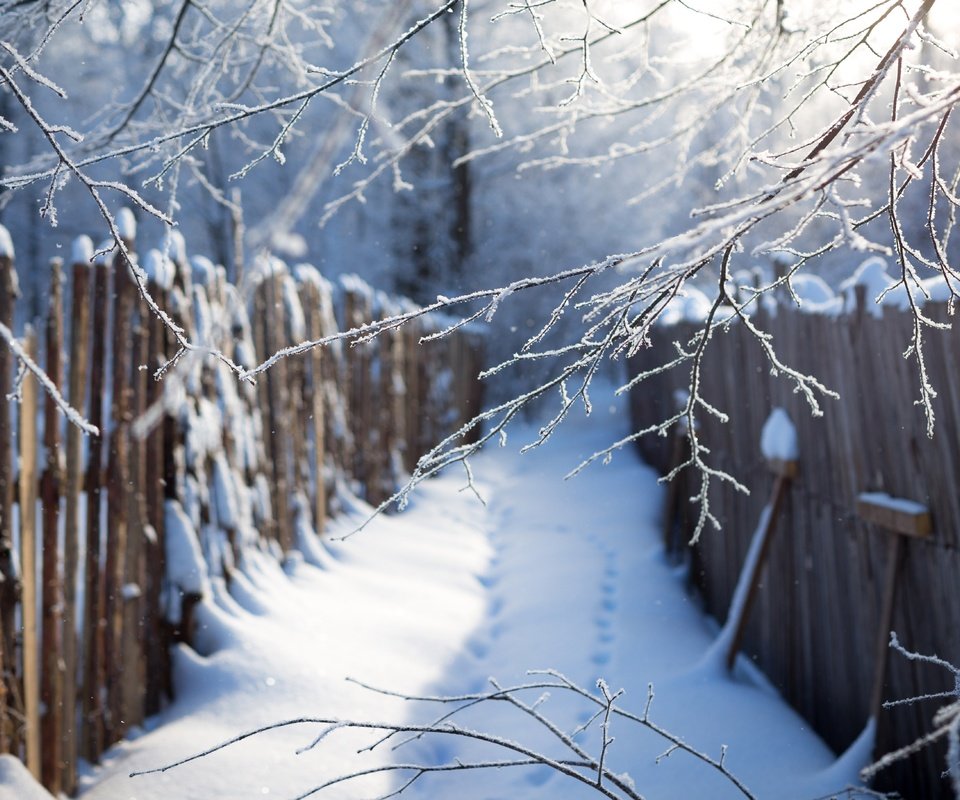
xmin=0 ymin=224 xmax=13 ymax=259
xmin=760 ymin=407 xmax=798 ymax=463
xmin=71 ymin=235 xmax=93 ymax=266
xmin=657 ymin=255 xmax=960 ymax=325
xmin=115 ymin=207 xmax=137 ymax=241
xmin=143 ymin=249 xmax=175 ymax=289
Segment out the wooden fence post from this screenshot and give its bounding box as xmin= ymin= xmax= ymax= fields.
xmin=61 ymin=248 xmax=92 ymax=794
xmin=262 ymin=272 xmax=292 ymax=550
xmin=120 ymin=286 xmax=149 ymax=734
xmin=144 ymin=279 xmax=168 ymax=717
xmin=105 ymin=245 xmax=136 ymax=744
xmin=18 ymin=327 xmax=39 ymax=780
xmin=0 ymin=241 xmax=18 ymax=754
xmin=403 ymin=316 xmax=422 ymax=472
xmin=855 ymin=493 xmax=932 ymax=729
xmin=81 ymin=257 xmax=110 ymax=762
xmin=40 ymin=258 xmax=64 ymax=794
xmin=298 ymin=278 xmax=326 ymax=535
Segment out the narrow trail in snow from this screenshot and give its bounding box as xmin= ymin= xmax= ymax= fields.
xmin=3 ymin=390 xmax=868 ymax=800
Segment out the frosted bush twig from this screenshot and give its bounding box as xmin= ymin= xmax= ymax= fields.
xmin=862 ymin=632 xmax=960 ymax=794
xmin=131 ymin=669 xmax=756 ymax=800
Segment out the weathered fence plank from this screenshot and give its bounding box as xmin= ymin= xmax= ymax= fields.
xmin=62 ymin=252 xmax=92 ymax=794
xmin=40 ymin=260 xmax=64 ymax=794
xmin=18 ymin=327 xmax=39 ymax=779
xmin=0 ymin=249 xmax=17 ymax=753
xmin=81 ymin=258 xmax=110 ymax=763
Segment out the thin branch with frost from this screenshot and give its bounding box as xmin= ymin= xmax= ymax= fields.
xmin=1 ymin=0 xmax=959 ymax=544
xmin=131 ymin=670 xmax=755 ymax=800
xmin=0 ymin=322 xmax=97 ymax=436
xmin=862 ymin=632 xmax=960 ymax=793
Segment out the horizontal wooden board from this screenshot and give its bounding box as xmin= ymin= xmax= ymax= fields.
xmin=856 ymin=495 xmax=932 ymax=538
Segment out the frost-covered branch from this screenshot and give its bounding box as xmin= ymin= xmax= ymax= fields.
xmin=862 ymin=632 xmax=960 ymax=794
xmin=0 ymin=0 xmax=958 ymax=539
xmin=131 ymin=670 xmax=756 ymax=800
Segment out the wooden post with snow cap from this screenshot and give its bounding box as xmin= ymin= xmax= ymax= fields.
xmin=142 ymin=250 xmax=174 ymax=717
xmin=0 ymin=224 xmax=18 ymax=754
xmin=105 ymin=208 xmax=137 ymax=744
xmin=856 ymin=492 xmax=932 ymax=729
xmin=61 ymin=237 xmax=94 ymax=794
xmin=724 ymin=407 xmax=799 ymax=671
xmin=119 ymin=248 xmax=151 ymax=737
xmin=81 ymin=247 xmax=111 ymax=763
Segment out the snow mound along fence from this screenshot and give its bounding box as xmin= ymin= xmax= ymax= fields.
xmin=629 ymin=293 xmax=960 ymax=800
xmin=0 ymin=222 xmax=485 ymax=797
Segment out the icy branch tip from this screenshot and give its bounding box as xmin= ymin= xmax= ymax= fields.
xmin=93 ymin=238 xmax=115 ymax=266
xmin=0 ymin=225 xmax=13 ymax=259
xmin=72 ymin=235 xmax=94 ymax=266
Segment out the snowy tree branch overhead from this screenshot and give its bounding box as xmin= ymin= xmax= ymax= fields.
xmin=0 ymin=1 xmax=958 ymax=537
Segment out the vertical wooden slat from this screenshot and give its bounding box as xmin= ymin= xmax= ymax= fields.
xmin=40 ymin=258 xmax=64 ymax=794
xmin=0 ymin=249 xmax=18 ymax=754
xmin=61 ymin=256 xmax=92 ymax=794
xmin=250 ymin=281 xmax=276 ymax=540
xmin=144 ymin=282 xmax=168 ymax=717
xmin=262 ymin=273 xmax=291 ymax=550
xmin=299 ymin=280 xmax=326 ymax=535
xmin=104 ymin=248 xmax=135 ymax=744
xmin=81 ymin=259 xmax=110 ymax=762
xmin=18 ymin=327 xmax=39 ymax=779
xmin=120 ymin=295 xmax=149 ymax=733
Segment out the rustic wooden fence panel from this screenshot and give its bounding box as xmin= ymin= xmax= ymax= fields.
xmin=628 ymin=296 xmax=960 ymax=799
xmin=0 ymin=220 xmax=485 ymax=795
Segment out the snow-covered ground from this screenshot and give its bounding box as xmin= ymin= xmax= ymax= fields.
xmin=3 ymin=389 xmax=869 ymax=800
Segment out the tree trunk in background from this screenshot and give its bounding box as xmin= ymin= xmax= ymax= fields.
xmin=392 ymin=8 xmax=472 ymax=304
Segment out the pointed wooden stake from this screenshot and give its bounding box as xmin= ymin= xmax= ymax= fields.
xmin=725 ymin=457 xmax=797 ymax=671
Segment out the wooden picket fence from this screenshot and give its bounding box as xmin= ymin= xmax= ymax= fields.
xmin=628 ymin=290 xmax=960 ymax=799
xmin=0 ymin=226 xmax=484 ymax=795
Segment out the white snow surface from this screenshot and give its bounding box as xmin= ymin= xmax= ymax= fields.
xmin=858 ymin=491 xmax=928 ymax=516
xmin=0 ymin=225 xmax=13 ymax=259
xmin=5 ymin=392 xmax=868 ymax=800
xmin=839 ymin=257 xmax=901 ymax=317
xmin=0 ymin=756 xmax=51 ymax=800
xmin=116 ymin=207 xmax=137 ymax=241
xmin=142 ymin=249 xmax=176 ymax=290
xmin=72 ymin=235 xmax=94 ymax=266
xmin=760 ymin=407 xmax=799 ymax=462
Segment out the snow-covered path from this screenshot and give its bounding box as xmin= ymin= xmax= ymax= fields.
xmin=3 ymin=390 xmax=866 ymax=800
